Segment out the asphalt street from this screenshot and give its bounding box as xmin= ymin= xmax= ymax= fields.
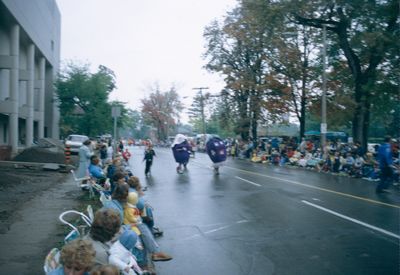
xmin=127 ymin=145 xmax=399 ymax=275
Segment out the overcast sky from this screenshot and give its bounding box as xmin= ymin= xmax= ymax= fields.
xmin=56 ymin=0 xmax=237 ymax=119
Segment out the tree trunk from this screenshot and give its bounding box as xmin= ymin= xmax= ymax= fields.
xmin=300 ymin=64 xmax=307 ymax=138
xmin=300 ymin=26 xmax=308 ymax=139
xmin=251 ymin=111 xmax=258 ymax=145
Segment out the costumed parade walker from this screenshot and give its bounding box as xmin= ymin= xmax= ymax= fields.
xmin=206 ymin=136 xmax=227 ymax=175
xmin=171 ymin=134 xmax=192 ymax=174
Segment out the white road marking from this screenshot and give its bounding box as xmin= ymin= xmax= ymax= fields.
xmin=183 ymin=220 xmax=250 ymax=241
xmin=302 ymin=200 xmax=400 ymax=240
xmin=204 ymin=219 xmax=249 ymax=234
xmin=235 ymin=176 xmax=261 ymax=187
xmin=224 ymin=165 xmax=400 ymax=209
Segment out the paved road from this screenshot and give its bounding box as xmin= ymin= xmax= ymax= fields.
xmin=127 ymin=146 xmax=399 ymax=275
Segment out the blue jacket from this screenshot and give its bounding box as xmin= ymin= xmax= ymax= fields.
xmin=89 ymin=164 xmax=105 ymax=179
xmin=378 ymin=143 xmax=393 ymax=169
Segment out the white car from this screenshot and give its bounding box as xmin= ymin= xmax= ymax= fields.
xmin=65 ymin=134 xmax=89 ymax=154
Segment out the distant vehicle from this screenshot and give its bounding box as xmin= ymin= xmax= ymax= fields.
xmin=65 ymin=134 xmax=89 ymax=154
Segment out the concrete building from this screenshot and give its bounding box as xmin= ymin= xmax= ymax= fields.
xmin=0 ymin=0 xmax=60 ymax=158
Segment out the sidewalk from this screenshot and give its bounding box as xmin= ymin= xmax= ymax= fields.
xmin=0 ymin=169 xmax=88 ymax=275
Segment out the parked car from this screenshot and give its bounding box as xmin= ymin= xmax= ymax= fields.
xmin=65 ymin=134 xmax=89 ymax=154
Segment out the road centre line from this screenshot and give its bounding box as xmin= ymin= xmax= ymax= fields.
xmin=302 ymin=200 xmax=400 ymax=240
xmin=235 ymin=176 xmax=262 ymax=187
xmin=223 ymin=165 xmax=400 ymax=209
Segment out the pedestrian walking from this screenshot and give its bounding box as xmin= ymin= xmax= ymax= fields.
xmin=376 ymin=136 xmax=394 ymax=193
xmin=143 ymin=145 xmax=156 ymax=177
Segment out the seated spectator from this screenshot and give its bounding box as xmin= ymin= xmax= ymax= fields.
xmin=342 ymin=153 xmax=355 ymax=173
xmin=339 ymin=153 xmax=347 ymax=172
xmin=289 ymin=150 xmax=301 ymax=165
xmin=298 ymin=154 xmax=307 ymax=167
xmin=332 ymin=152 xmax=341 ymax=173
xmin=127 ymin=176 xmax=162 ymax=238
xmin=89 ymin=155 xmax=107 ymax=185
xmin=127 ymin=176 xmax=145 ymax=196
xmin=321 ymin=154 xmax=333 ymax=173
xmin=84 ymin=209 xmax=122 ymax=266
xmin=124 ymin=192 xmax=172 ymax=263
xmin=109 ymin=230 xmax=147 ymax=275
xmin=103 ymin=181 xmax=129 ymax=224
xmin=352 ymin=154 xmax=364 ymax=177
xmin=48 ymin=239 xmax=95 ymax=275
xmin=107 ymin=158 xmax=122 ymax=185
xmin=270 ymin=149 xmax=280 ymax=165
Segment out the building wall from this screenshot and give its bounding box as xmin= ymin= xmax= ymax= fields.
xmin=2 ymin=0 xmax=60 ymax=69
xmin=0 ymin=0 xmax=61 ymax=156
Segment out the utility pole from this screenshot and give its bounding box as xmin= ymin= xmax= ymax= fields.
xmin=192 ymin=87 xmax=209 ymax=136
xmin=321 ymin=25 xmax=327 ymax=150
xmin=111 ymin=106 xmax=121 ymax=157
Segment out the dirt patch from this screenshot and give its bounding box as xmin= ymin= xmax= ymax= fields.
xmin=13 ymin=147 xmax=66 ymax=164
xmin=0 ymin=150 xmax=104 ymax=274
xmin=0 ymin=166 xmax=68 ymax=234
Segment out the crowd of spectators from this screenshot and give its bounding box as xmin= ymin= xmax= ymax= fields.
xmin=226 ymin=136 xmax=399 ymax=184
xmin=46 ymin=141 xmax=170 ymax=275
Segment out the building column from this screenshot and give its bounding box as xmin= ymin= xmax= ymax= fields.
xmin=10 ymin=25 xmax=19 ymax=155
xmin=26 ymin=44 xmax=35 ymax=146
xmin=38 ymin=57 xmax=45 ymax=139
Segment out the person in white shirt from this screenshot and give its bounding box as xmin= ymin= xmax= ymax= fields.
xmin=109 ymin=230 xmax=148 ymax=275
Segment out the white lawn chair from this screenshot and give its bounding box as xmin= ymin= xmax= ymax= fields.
xmin=44 ymin=207 xmax=93 ymax=274
xmin=70 ymin=170 xmax=105 ymax=198
xmin=59 ymin=208 xmax=93 ymax=243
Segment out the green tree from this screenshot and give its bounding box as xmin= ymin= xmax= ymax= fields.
xmin=55 ymin=63 xmax=116 ymax=137
xmin=291 ymin=0 xmax=399 ymax=148
xmin=204 ymin=7 xmax=271 ymax=141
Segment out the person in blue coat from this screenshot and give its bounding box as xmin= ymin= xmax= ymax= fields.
xmin=171 ymin=134 xmax=192 ymax=174
xmin=376 ymin=136 xmax=394 ymax=193
xmin=206 ymin=136 xmax=227 ymax=175
xmin=88 ymin=155 xmax=107 ymax=186
xmin=76 ymin=139 xmax=93 ymax=181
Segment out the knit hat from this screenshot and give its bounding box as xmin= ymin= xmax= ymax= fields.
xmin=127 ymin=192 xmax=138 ymax=206
xmin=119 ymin=229 xmax=137 ymax=251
